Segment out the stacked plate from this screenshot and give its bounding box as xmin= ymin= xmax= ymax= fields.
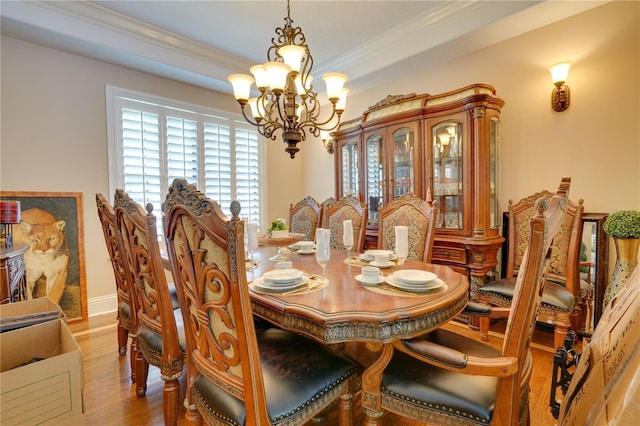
xmin=386 ymin=269 xmax=443 ymax=292
xmin=359 ymin=250 xmax=397 ymax=261
xmin=254 ymin=269 xmax=308 ymax=291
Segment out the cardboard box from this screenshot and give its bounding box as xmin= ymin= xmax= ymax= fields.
xmin=559 ymin=265 xmax=640 ymax=425
xmin=0 ymin=297 xmax=66 ymax=332
xmin=1 ymin=319 xmax=84 ymax=425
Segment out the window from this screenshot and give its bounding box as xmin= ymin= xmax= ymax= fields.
xmin=106 ymin=86 xmax=265 ymax=230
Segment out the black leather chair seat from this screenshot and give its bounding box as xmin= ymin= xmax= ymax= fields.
xmin=137 ymin=308 xmax=186 ymax=361
xmin=191 ymin=328 xmax=360 ymax=426
xmin=382 ymin=329 xmax=500 ymax=425
xmin=479 ymin=278 xmax=575 ymax=311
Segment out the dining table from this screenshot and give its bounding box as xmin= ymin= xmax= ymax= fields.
xmin=247 ymin=244 xmax=470 ymax=425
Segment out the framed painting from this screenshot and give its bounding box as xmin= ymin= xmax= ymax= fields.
xmin=0 ymin=191 xmax=88 ymax=322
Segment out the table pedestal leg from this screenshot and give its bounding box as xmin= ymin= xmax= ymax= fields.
xmin=361 ymin=342 xmax=393 ymax=426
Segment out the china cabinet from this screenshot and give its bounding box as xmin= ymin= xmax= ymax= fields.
xmin=333 ymin=84 xmax=504 ymax=294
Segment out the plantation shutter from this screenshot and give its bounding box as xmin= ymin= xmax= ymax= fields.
xmin=235 ymin=128 xmax=260 ymax=224
xmin=121 ymin=108 xmax=163 ymax=217
xmin=110 ymin=87 xmax=265 ymax=233
xmin=203 ymin=122 xmax=233 ymax=217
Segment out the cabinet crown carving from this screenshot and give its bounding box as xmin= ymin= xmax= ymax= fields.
xmin=368 ymin=93 xmax=418 ymax=111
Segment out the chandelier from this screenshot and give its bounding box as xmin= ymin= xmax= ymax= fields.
xmin=228 ymin=0 xmax=348 ymax=159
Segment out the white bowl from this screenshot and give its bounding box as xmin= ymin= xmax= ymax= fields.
xmin=296 ymin=240 xmax=315 ymax=249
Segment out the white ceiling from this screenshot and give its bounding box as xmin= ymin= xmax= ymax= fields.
xmin=1 ymin=1 xmax=608 ymax=96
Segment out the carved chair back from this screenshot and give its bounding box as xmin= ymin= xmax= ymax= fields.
xmin=319 ymin=197 xmax=336 ymax=228
xmin=289 ymin=196 xmax=321 ymax=240
xmin=162 ymin=178 xmax=272 ymax=422
xmin=114 ymin=189 xmax=184 ymax=425
xmin=95 ymin=193 xmax=137 ymax=361
xmin=378 ymin=193 xmax=437 ymax=262
xmin=325 ymin=195 xmax=367 ymax=252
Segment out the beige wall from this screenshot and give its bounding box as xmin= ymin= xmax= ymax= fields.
xmin=337 ymin=1 xmax=639 ymax=215
xmin=1 ymin=1 xmax=638 ymax=316
xmin=0 ymin=36 xmax=304 ymax=314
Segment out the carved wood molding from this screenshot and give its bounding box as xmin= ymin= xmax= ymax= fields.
xmin=368 ymin=93 xmax=418 ymax=111
xmin=251 ymin=296 xmax=467 ymax=344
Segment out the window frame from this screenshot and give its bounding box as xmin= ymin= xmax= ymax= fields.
xmin=106 ymin=85 xmax=266 ymax=226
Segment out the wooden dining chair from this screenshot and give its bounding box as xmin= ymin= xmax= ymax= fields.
xmin=162 ymin=178 xmax=360 ymax=426
xmin=477 ymin=189 xmax=585 ymax=349
xmin=114 ymin=190 xmax=185 ymax=426
xmin=378 ymin=177 xmax=572 ymax=426
xmin=289 ymin=195 xmax=321 ymax=240
xmin=95 ymin=193 xmax=138 ymax=382
xmin=319 ymin=196 xmax=336 ymax=228
xmin=377 ymin=193 xmax=438 ymax=262
xmin=325 ymin=195 xmax=368 ymax=252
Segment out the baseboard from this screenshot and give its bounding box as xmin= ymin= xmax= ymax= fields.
xmin=88 ymin=294 xmax=118 ymax=317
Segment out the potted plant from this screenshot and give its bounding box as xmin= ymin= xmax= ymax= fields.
xmin=267 ymin=218 xmax=288 ymax=238
xmin=602 ymin=210 xmax=640 ymax=307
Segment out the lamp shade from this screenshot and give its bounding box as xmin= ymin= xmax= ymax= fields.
xmin=550 ymin=63 xmax=571 ymax=84
xmin=247 ymin=98 xmax=265 ymax=120
xmin=250 ymin=64 xmax=270 ymax=89
xmin=336 ymin=88 xmax=349 ymax=111
xmin=0 ymin=201 xmax=21 ymax=224
xmin=227 ymin=74 xmax=254 ymax=101
xmin=278 ymin=45 xmax=305 ymax=74
xmin=264 ymin=61 xmax=292 ymax=92
xmin=323 ymin=73 xmax=348 ymax=100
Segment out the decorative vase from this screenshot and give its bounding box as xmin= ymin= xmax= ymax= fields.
xmin=603 ymin=237 xmax=640 ymax=308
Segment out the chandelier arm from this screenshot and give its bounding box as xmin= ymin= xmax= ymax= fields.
xmin=297 ymin=104 xmax=341 ymax=131
xmin=239 ymin=105 xmax=262 ymax=127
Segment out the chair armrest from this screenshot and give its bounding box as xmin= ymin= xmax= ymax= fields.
xmin=396 ymin=338 xmax=518 ymax=377
xmin=463 ymin=302 xmax=510 ymax=320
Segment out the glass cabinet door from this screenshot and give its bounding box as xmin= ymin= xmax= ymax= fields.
xmin=489 ymin=117 xmax=501 ymax=229
xmin=392 ymin=127 xmax=415 ymax=198
xmin=432 ymin=121 xmax=463 ymax=230
xmin=341 ymin=139 xmax=360 ymax=198
xmin=365 ymin=133 xmax=384 ymax=226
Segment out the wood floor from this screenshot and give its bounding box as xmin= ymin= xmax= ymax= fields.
xmin=70 ymin=314 xmax=574 ymax=425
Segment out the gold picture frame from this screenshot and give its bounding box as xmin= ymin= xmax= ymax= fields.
xmin=1 ymin=191 xmax=88 ymax=322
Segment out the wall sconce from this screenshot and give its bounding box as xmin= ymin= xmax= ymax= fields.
xmin=320 ymin=130 xmax=335 ymax=154
xmin=550 ymin=63 xmax=571 ymax=112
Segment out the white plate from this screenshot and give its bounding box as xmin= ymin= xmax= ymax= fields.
xmin=253 ymin=275 xmax=309 ymax=291
xmin=359 ymin=252 xmax=398 ymax=262
xmin=369 ymin=261 xmax=394 ymax=268
xmin=363 ymin=249 xmax=395 ymax=260
xmin=385 ymin=275 xmax=444 ymax=292
xmin=262 ymin=269 xmax=304 ymax=284
xmin=355 ymin=274 xmax=385 ymax=285
xmin=393 ymin=269 xmax=437 ymax=285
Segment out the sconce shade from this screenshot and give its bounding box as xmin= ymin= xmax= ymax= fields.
xmin=550 ymin=63 xmax=571 ymax=84
xmin=550 ymin=63 xmax=571 ymax=112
